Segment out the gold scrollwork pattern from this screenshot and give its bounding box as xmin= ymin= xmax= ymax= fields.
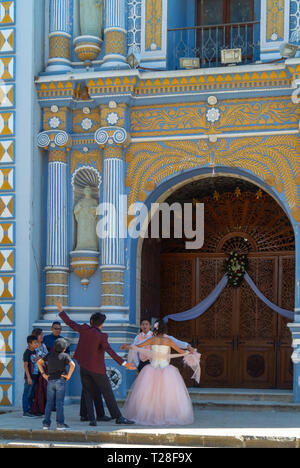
xmin=130 ymin=97 xmax=300 ymax=137
xmin=125 ymin=136 xmax=300 ymax=220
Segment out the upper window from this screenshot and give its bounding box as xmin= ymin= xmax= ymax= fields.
xmin=197 ymin=0 xmax=254 ymax=26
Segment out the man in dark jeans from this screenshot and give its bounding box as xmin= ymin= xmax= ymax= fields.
xmin=56 ymin=302 xmax=136 ymax=426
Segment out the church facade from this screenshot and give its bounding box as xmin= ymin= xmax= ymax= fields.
xmin=0 ymin=0 xmax=299 ymax=408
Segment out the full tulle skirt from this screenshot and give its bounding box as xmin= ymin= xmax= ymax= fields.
xmin=123 ymin=364 xmax=194 ymax=426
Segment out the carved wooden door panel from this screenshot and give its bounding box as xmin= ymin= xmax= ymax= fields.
xmin=236 ymin=256 xmax=278 ymax=388
xmin=277 ymin=255 xmax=294 ymax=389
xmin=194 ymin=256 xmax=235 ymax=387
xmin=160 ymin=255 xmax=196 ymax=382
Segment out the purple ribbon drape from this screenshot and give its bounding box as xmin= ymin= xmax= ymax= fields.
xmin=163 ymin=273 xmax=294 ymax=323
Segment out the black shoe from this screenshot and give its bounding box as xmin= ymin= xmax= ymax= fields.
xmin=89 ymin=420 xmax=97 ymax=427
xmin=115 ymin=416 xmax=135 ymax=425
xmin=97 ymin=415 xmax=112 ymax=422
xmin=23 ymin=412 xmax=38 ymax=418
xmin=80 ymin=417 xmax=89 ymax=422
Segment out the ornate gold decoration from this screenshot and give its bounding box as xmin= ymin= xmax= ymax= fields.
xmin=235 ymin=187 xmax=241 ymax=198
xmin=101 ymin=269 xmax=124 ymax=306
xmin=49 ymin=35 xmax=70 ymax=59
xmin=105 ymin=30 xmax=126 ymax=56
xmin=145 ymin=0 xmax=162 ymax=50
xmin=72 ymin=108 xmax=100 ymax=134
xmin=46 ymin=272 xmax=68 ymax=285
xmin=45 ymin=270 xmax=68 ymax=306
xmin=101 ymin=271 xmax=124 ymax=282
xmin=267 ymin=0 xmax=285 ymax=41
xmin=48 ymin=150 xmax=67 ymax=163
xmin=256 ymin=189 xmax=263 ymax=199
xmin=43 ymin=107 xmax=68 ymax=131
xmin=103 ymin=146 xmax=123 ymax=159
xmin=71 ymin=150 xmax=102 ymax=174
xmin=130 ymin=96 xmax=300 ymax=137
xmin=70 ymin=253 xmax=99 ymax=289
xmin=125 ymin=136 xmax=300 ymax=220
xmin=101 ymin=103 xmax=126 ymax=128
xmin=213 ymin=190 xmax=220 ymax=201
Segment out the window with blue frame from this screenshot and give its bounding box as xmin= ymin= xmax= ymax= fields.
xmin=168 ymin=0 xmax=260 ymax=69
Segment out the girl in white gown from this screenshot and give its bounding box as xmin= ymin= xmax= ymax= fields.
xmin=122 ymin=320 xmax=200 ymax=426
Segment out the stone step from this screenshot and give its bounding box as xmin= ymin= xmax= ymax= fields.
xmin=191 ymin=400 xmax=300 ymax=412
xmin=188 ymin=388 xmax=294 ymax=403
xmin=189 ymin=388 xmax=293 ymax=402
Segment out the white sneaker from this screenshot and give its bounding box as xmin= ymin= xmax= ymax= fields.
xmin=56 ymin=423 xmax=69 ymax=431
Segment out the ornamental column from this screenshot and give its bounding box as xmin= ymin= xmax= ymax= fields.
xmin=95 ymin=107 xmax=130 ymax=314
xmin=37 ymin=130 xmax=71 ymax=318
xmin=101 ymin=0 xmax=129 ymax=69
xmin=47 ymin=0 xmax=72 ymax=71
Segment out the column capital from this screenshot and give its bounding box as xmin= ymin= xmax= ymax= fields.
xmin=37 ymin=130 xmax=72 ymax=151
xmin=94 ymin=126 xmax=131 ymax=149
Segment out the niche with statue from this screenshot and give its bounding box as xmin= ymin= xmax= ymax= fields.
xmin=70 ymin=167 xmax=101 ymax=289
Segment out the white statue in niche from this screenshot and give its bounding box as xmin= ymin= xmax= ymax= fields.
xmin=74 ymin=186 xmax=99 ymax=251
xmin=79 ymin=0 xmax=104 ymax=38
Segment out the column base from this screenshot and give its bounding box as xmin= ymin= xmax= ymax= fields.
xmin=46 ymin=59 xmax=73 ymax=72
xmin=101 ymin=56 xmax=130 ymax=70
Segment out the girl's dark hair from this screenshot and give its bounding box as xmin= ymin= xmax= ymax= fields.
xmin=31 ymin=328 xmax=43 ymax=338
xmin=153 ymin=319 xmax=167 ymax=336
xmin=54 ymin=338 xmax=68 ymax=353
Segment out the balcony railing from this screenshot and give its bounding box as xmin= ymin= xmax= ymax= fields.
xmin=167 ymin=21 xmax=260 ymax=70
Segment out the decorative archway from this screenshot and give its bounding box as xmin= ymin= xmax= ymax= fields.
xmin=138 ymin=174 xmax=295 ymax=389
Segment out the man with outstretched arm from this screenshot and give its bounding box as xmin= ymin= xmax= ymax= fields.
xmin=55 ymin=301 xmax=136 ymax=426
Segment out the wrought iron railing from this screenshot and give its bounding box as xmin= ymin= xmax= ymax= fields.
xmin=167 ymin=21 xmax=260 ymax=69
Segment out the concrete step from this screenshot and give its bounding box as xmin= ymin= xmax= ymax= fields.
xmin=0 ymin=430 xmax=299 ymax=448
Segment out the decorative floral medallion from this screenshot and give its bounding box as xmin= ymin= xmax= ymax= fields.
xmin=49 ymin=116 xmax=61 ymax=129
xmin=106 ymin=112 xmax=120 ymax=126
xmin=224 ymin=251 xmax=248 ymax=288
xmin=81 ymin=118 xmax=93 ymax=131
xmin=206 ymin=107 xmax=220 ymax=123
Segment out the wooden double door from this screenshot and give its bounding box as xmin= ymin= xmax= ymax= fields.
xmin=161 ymin=253 xmax=294 ymax=388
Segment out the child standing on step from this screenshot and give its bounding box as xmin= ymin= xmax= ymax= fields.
xmin=37 ymin=338 xmax=75 ymax=431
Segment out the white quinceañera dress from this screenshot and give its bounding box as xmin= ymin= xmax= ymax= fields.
xmin=123 ymin=343 xmax=200 ymax=426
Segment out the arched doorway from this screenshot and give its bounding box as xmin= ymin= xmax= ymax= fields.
xmin=141 ymin=176 xmax=295 ymax=389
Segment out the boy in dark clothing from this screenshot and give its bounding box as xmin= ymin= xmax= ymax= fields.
xmin=37 ymin=338 xmax=75 ymax=430
xmin=22 ymin=335 xmax=39 ymax=417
